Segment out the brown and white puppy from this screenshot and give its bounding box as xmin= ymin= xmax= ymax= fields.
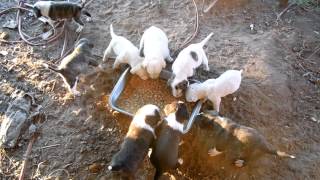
xmin=139 ymin=26 xmax=173 ymax=79
xmin=198 ymin=111 xmax=295 ymax=167
xmin=150 ymin=101 xmax=189 ymax=180
xmin=43 ymin=38 xmax=94 ymax=96
xmin=32 ymin=1 xmax=91 ymax=32
xmin=108 ymin=104 xmax=161 ymax=179
xmin=102 ymin=24 xmax=148 ymax=80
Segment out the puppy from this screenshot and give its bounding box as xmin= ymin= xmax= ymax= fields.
xmin=169 ymin=33 xmax=214 ymax=97
xmin=43 ymin=38 xmax=94 ymax=96
xmin=108 ymin=104 xmax=161 ymax=179
xmin=198 ymin=111 xmax=295 ymax=167
xmin=186 ymin=69 xmax=242 ymax=112
xmin=139 ymin=26 xmax=173 ymax=79
xmin=32 ymin=1 xmax=91 ymax=32
xmin=150 ymin=101 xmax=189 ymax=180
xmin=102 ymin=24 xmax=148 ymax=80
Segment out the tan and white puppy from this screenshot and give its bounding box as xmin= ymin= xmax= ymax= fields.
xmin=199 ymin=111 xmax=295 ymax=167
xmin=108 ymin=104 xmax=161 ymax=179
xmin=169 ymin=33 xmax=214 ymax=97
xmin=43 ymin=38 xmax=95 ymax=96
xmin=139 ymin=26 xmax=173 ymax=79
xmin=102 ymin=24 xmax=148 ymax=80
xmin=150 ymin=101 xmax=189 ymax=180
xmin=32 ymin=1 xmax=91 ymax=32
xmin=186 ymin=69 xmax=242 ymax=112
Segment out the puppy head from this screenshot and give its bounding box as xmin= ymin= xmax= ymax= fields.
xmin=142 ymin=58 xmax=165 ymax=79
xmin=131 ymin=63 xmax=149 ymax=80
xmin=185 ymin=83 xmax=201 ymax=102
xmin=75 ymin=38 xmax=94 ymax=54
xmin=170 ymin=78 xmax=189 ymax=98
xmin=164 ymin=101 xmax=189 ymax=123
xmin=134 ymin=104 xmax=161 ymax=129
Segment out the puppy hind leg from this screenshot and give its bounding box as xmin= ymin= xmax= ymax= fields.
xmin=102 ymin=42 xmax=114 ymax=62
xmin=113 ymin=52 xmax=127 ymax=69
xmin=200 ymin=50 xmax=210 ymax=71
xmin=213 ymin=97 xmax=221 ymax=113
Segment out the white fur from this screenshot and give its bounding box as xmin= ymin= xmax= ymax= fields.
xmin=139 ymin=26 xmax=172 ymax=79
xmin=170 ymin=33 xmax=214 ymax=97
xmin=34 ymin=1 xmax=52 ymax=17
xmin=103 ymin=24 xmax=148 ymax=80
xmin=186 ymin=70 xmax=243 ymax=112
xmin=132 ymin=104 xmax=160 ymax=136
xmin=165 ymin=113 xmax=184 ymax=133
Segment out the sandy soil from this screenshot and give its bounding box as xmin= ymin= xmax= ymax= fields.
xmin=0 ymin=0 xmax=319 ymax=179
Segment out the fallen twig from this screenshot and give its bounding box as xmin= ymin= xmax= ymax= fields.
xmin=203 ymin=0 xmax=219 ymax=13
xmin=38 ymin=144 xmax=61 ymax=150
xmin=305 ymin=44 xmax=320 ymax=60
xmin=172 ymin=0 xmax=199 ymax=57
xmin=276 ymin=3 xmax=297 ymax=23
xmin=47 ymin=168 xmax=70 ymax=178
xmin=18 ymin=134 xmax=38 ymax=180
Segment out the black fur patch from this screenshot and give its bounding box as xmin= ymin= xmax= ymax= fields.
xmin=139 ymin=44 xmax=144 ymax=57
xmin=176 ymin=80 xmax=188 ymax=90
xmin=33 ymin=7 xmax=42 ymax=18
xmin=190 ymin=51 xmax=198 ymax=61
xmin=145 ymin=109 xmax=161 ymax=127
xmin=176 ymin=102 xmax=189 ymax=123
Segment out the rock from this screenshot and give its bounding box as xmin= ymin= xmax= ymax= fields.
xmin=0 ymin=91 xmax=34 ymax=148
xmin=88 ymin=163 xmax=103 ymax=173
xmin=0 ymin=32 xmax=9 ymax=40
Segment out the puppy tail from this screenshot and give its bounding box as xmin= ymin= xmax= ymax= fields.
xmin=107 ymin=164 xmax=121 ymax=171
xmin=275 ymin=151 xmax=296 ymax=159
xmin=154 ymin=169 xmax=163 ymax=180
xmin=110 ymin=24 xmax=117 ymax=38
xmin=42 ymin=63 xmax=61 ymax=73
xmin=199 ymin=32 xmax=214 ymax=47
xmin=263 ymin=143 xmax=295 ymax=159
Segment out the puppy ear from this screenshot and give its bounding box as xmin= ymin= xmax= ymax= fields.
xmin=177 ymin=80 xmax=189 ymax=90
xmin=161 ymin=60 xmax=166 ymax=68
xmin=142 ymin=60 xmax=148 ymax=69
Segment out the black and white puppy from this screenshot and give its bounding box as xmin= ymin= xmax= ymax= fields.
xmin=169 ymin=32 xmax=214 ymax=97
xmin=43 ymin=38 xmax=94 ymax=96
xmin=150 ymin=101 xmax=189 ymax=180
xmin=32 ymin=1 xmax=91 ymax=32
xmin=108 ymin=104 xmax=161 ymax=179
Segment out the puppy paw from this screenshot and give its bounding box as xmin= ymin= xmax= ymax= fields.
xmin=72 ymin=90 xmax=81 ymax=97
xmin=234 ymin=159 xmax=245 ymax=168
xmin=208 ymin=148 xmax=223 ymax=157
xmin=178 ymin=158 xmax=184 ymax=165
xmin=76 ymin=26 xmax=84 ymax=33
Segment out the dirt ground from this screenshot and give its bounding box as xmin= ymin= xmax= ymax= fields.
xmin=0 ymin=0 xmax=319 ymax=179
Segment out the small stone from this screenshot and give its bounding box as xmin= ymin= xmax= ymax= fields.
xmin=88 ymin=163 xmax=103 ymax=173
xmin=0 ymin=32 xmax=9 ymax=40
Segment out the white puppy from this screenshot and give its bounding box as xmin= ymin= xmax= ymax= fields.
xmin=169 ymin=33 xmax=214 ymax=97
xmin=103 ymin=24 xmax=148 ymax=80
xmin=139 ymin=26 xmax=173 ymax=79
xmin=186 ymin=70 xmax=243 ymax=112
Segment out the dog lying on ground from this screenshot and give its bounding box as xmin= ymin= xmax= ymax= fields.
xmin=186 ymin=69 xmax=242 ymax=112
xmin=150 ymin=101 xmax=189 ymax=180
xmin=139 ymin=26 xmax=173 ymax=79
xmin=43 ymin=38 xmax=95 ymax=96
xmin=102 ymin=24 xmax=148 ymax=80
xmin=108 ymin=104 xmax=161 ymax=179
xmin=169 ymin=33 xmax=214 ymax=97
xmin=197 ymin=110 xmax=295 ymax=167
xmin=32 ymin=1 xmax=91 ymax=32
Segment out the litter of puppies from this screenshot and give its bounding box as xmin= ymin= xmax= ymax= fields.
xmin=0 ymin=0 xmax=297 ymax=179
